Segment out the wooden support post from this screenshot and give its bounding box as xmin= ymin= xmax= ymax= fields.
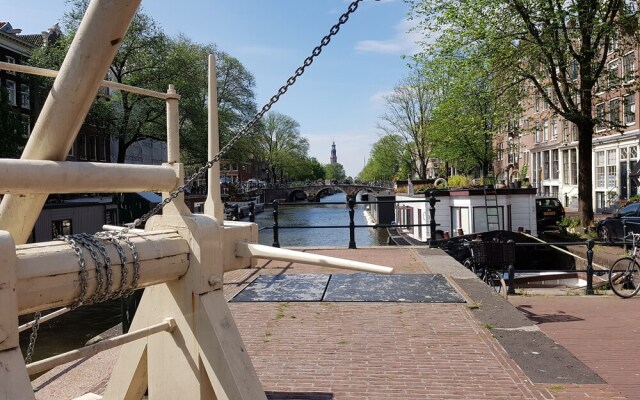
xmin=0 ymin=231 xmax=36 ymax=400
xmin=104 ymin=158 xmax=264 ymax=399
xmin=166 ymin=85 xmax=180 ymax=164
xmin=205 ymin=54 xmax=224 ymax=224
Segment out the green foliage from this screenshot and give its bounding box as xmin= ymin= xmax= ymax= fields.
xmin=519 ymin=165 xmax=528 ymax=181
xmin=447 ymin=175 xmax=471 ymax=188
xmin=556 ymin=216 xmax=581 ymax=234
xmin=324 ymin=163 xmax=346 ymax=182
xmin=358 ymin=134 xmax=404 ymax=181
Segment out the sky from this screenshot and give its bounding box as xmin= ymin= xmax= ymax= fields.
xmin=5 ymin=0 xmax=421 ymax=177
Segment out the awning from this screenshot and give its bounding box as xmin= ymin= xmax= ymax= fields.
xmin=137 ymin=192 xmax=162 ymax=203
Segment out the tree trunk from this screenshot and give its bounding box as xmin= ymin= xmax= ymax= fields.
xmin=577 ymin=122 xmax=595 ymax=227
xmin=117 ymin=140 xmax=127 ymax=164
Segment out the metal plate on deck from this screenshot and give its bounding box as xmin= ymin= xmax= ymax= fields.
xmin=231 ymin=273 xmax=465 ymax=303
xmin=231 ymin=274 xmax=331 ymax=302
xmin=323 ymin=273 xmax=465 ymax=303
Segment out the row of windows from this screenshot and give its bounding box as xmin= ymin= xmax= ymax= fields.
xmin=533 ymin=118 xmax=580 ymax=144
xmin=595 ymin=95 xmax=636 ymax=131
xmin=3 ymin=80 xmax=30 ymax=109
xmin=597 ymin=52 xmax=636 ymax=93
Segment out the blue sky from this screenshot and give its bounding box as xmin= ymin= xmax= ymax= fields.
xmin=6 ymin=0 xmax=419 ymax=177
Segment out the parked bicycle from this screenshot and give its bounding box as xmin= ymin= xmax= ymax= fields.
xmin=462 ymin=238 xmax=512 ymax=294
xmin=609 ymin=232 xmax=640 ymax=298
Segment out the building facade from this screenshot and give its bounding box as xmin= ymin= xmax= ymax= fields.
xmin=494 ymin=47 xmax=639 ymax=212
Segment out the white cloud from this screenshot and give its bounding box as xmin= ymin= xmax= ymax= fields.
xmin=370 ymin=90 xmax=393 ymax=109
xmin=355 ymin=18 xmax=422 ymax=55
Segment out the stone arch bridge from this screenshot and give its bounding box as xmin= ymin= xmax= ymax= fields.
xmin=262 ymin=184 xmax=393 ymax=203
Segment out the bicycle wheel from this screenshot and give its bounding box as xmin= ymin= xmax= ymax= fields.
xmin=485 ymin=270 xmax=503 ymax=294
xmin=609 ymin=257 xmax=640 ymax=298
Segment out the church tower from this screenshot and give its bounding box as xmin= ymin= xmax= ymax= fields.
xmin=330 ymin=141 xmax=337 ymax=164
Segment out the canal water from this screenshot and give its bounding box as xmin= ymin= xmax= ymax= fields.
xmin=255 ymin=192 xmax=389 ymax=247
xmin=20 ymin=192 xmax=389 ymax=366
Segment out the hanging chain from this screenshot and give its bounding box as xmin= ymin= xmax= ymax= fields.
xmin=24 ymin=311 xmax=41 ymax=364
xmin=127 ymin=0 xmax=364 ymax=230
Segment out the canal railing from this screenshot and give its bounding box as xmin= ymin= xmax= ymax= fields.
xmin=258 ymin=192 xmax=443 ymax=249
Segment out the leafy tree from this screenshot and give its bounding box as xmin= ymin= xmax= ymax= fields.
xmin=378 ymin=70 xmax=437 ymax=179
xmin=408 ymin=0 xmax=640 ymax=226
xmin=426 ymin=53 xmax=522 ymax=176
xmin=324 ymin=163 xmax=347 ymax=181
xmin=257 ymin=112 xmax=309 ymax=183
xmin=358 ymin=134 xmax=404 ymax=182
xmin=29 ymin=2 xmax=258 ymax=168
xmin=0 ymin=88 xmax=27 ymax=158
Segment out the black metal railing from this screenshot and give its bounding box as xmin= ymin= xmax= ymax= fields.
xmin=259 ymin=192 xmax=441 ymax=249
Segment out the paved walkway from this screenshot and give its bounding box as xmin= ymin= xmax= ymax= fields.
xmin=32 ymin=246 xmax=631 ymax=399
xmin=510 ymin=295 xmax=640 ymax=400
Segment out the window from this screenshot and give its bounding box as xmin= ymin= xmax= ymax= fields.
xmin=5 ymin=80 xmax=16 ymax=105
xmin=97 ymin=137 xmax=107 ymax=161
xmin=78 ymin=135 xmax=87 ymax=160
xmin=570 ymin=149 xmax=578 ymax=185
xmin=5 ymin=56 xmax=15 ymax=75
xmin=20 ymin=115 xmax=30 ymax=138
xmin=608 ymin=60 xmax=619 ymax=88
xmin=497 ymin=142 xmax=503 ymax=161
xmin=543 ymin=151 xmax=550 ymax=180
xmin=569 ymin=59 xmax=579 ymax=80
xmin=631 ymin=146 xmax=638 ymax=159
xmin=621 ymin=147 xmax=628 ymax=160
xmin=534 ymin=122 xmax=540 ymax=143
xmin=596 ymin=151 xmax=605 ymax=187
xmin=562 ymin=120 xmax=569 ymax=142
xmin=535 ymin=95 xmax=540 ymax=113
xmin=20 ymin=84 xmax=29 ymax=109
xmin=543 ymin=120 xmax=549 ymax=141
xmin=607 ymin=149 xmax=617 ymax=190
xmin=562 ymin=150 xmax=570 ymax=184
xmin=52 ymin=219 xmax=72 ymax=237
xmin=609 ymin=98 xmax=620 ymax=126
xmin=571 ymin=122 xmax=579 ymax=142
xmin=552 ymin=149 xmax=559 ymax=179
xmin=623 ymin=52 xmax=635 ymax=82
xmin=596 ymin=103 xmax=605 ymax=131
xmin=624 ymin=94 xmax=636 ymax=124
xmin=551 ymin=118 xmax=558 ymax=140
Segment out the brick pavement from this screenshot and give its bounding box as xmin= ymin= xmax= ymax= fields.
xmin=31 ymin=246 xmax=630 ymax=399
xmin=225 ymin=247 xmax=626 ymax=400
xmin=510 ymin=295 xmax=640 ymax=400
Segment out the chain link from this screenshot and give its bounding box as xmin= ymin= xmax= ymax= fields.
xmin=127 ymin=0 xmax=364 ymax=230
xmin=24 ymin=311 xmax=41 ymax=364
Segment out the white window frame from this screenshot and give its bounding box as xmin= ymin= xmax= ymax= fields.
xmin=20 ymin=84 xmax=29 ymax=109
xmin=623 ymin=51 xmax=635 ymax=83
xmin=624 ymin=94 xmax=636 ymax=125
xmin=5 ymin=56 xmax=15 ymax=75
xmin=596 ymin=102 xmax=606 ymax=132
xmin=5 ymin=80 xmax=16 ymax=106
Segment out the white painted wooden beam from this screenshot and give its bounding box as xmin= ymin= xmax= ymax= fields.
xmin=16 ymin=230 xmax=189 ymax=314
xmin=0 ymin=160 xmax=177 ymax=194
xmin=235 ymin=242 xmax=395 ymax=274
xmin=26 ymin=317 xmax=176 ymax=376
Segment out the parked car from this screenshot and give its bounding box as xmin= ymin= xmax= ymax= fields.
xmin=596 ymin=202 xmax=640 ymax=243
xmin=536 ymin=197 xmax=565 ymax=231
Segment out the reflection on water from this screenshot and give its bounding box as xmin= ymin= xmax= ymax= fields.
xmin=254 ymin=192 xmax=389 ymax=247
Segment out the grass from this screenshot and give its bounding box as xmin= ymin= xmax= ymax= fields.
xmin=275 ymin=302 xmax=290 ymax=319
xmin=483 ymin=323 xmax=494 ymax=330
xmin=466 ymin=302 xmax=482 ymax=310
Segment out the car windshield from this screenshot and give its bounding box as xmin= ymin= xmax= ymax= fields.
xmin=537 ymin=199 xmax=561 ymax=207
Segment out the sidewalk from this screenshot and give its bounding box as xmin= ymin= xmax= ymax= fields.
xmin=32 ymin=246 xmax=630 ymax=399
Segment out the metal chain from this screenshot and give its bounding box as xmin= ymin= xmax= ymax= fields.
xmin=110 ymin=231 xmax=141 ymax=295
xmin=80 ymin=233 xmax=114 ymax=301
xmin=73 ymin=234 xmax=106 ymax=304
xmin=58 ymin=235 xmax=89 ymax=309
xmin=96 ymin=231 xmax=129 ymax=298
xmin=126 ymin=0 xmax=364 ymax=230
xmin=24 ymin=311 xmax=41 ymax=364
